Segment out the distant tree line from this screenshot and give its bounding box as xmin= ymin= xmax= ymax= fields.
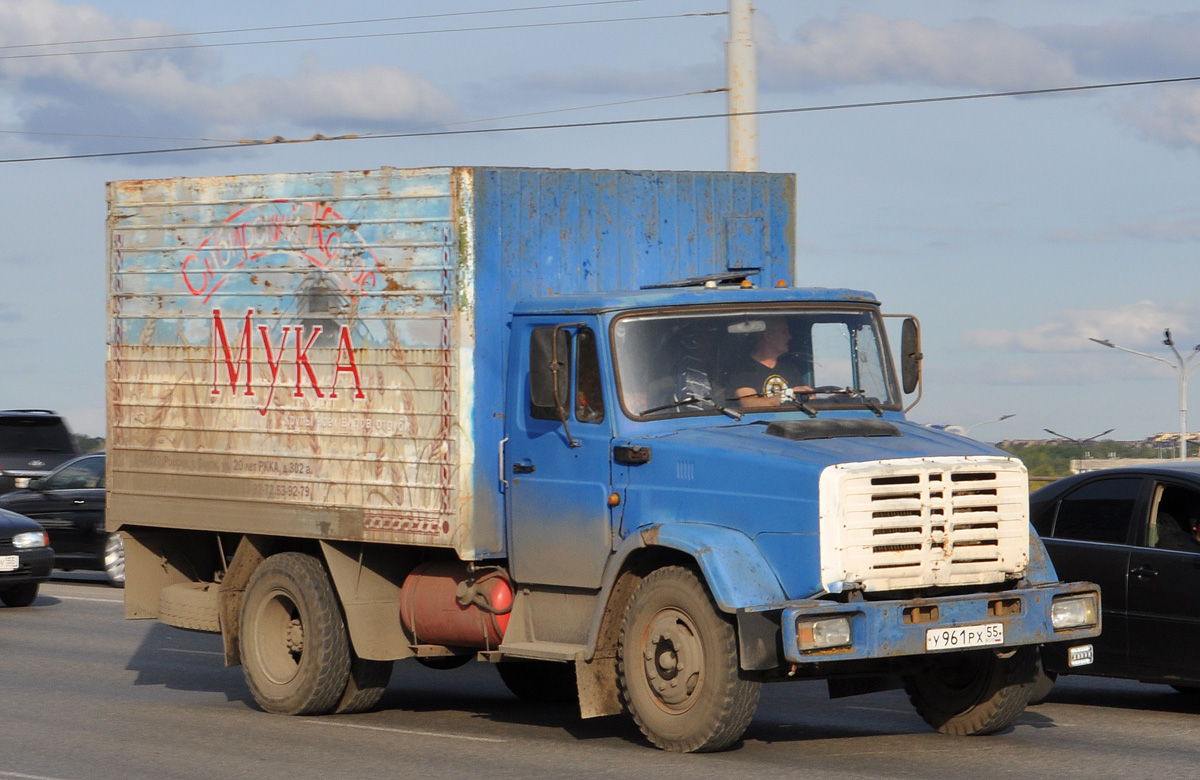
xmin=73 ymin=434 xmax=105 ymax=453
xmin=996 ymin=440 xmax=1161 ymax=479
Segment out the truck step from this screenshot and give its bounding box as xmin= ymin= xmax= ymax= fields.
xmin=496 ymin=641 xmax=585 ymax=662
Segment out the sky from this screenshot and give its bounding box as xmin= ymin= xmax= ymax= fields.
xmin=1 ymin=0 xmax=1199 ymax=443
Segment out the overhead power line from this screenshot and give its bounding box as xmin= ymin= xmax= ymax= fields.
xmin=0 ymin=89 xmax=720 ymax=145
xmin=0 ymin=11 xmax=723 ymax=61
xmin=0 ymin=0 xmax=653 ymax=52
xmin=2 ymin=75 xmax=1198 ymax=165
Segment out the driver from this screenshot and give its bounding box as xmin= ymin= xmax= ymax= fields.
xmin=728 ymin=318 xmax=813 ymax=408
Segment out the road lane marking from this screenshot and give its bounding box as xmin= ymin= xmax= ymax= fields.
xmin=845 ymin=705 xmax=911 ymax=714
xmin=303 ymin=719 xmax=507 ymax=743
xmin=160 ymin=648 xmax=224 ymax=657
xmin=2 ymin=771 xmax=78 ymax=780
xmin=42 ymin=594 xmax=123 ymax=604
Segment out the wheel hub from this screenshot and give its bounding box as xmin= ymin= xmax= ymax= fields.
xmin=642 ymin=608 xmax=703 ymax=710
xmin=286 ymin=618 xmax=304 ymax=654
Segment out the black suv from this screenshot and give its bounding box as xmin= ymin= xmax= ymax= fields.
xmin=0 ymin=410 xmax=80 ymax=495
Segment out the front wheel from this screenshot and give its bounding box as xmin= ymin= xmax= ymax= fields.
xmin=102 ymin=532 xmax=125 ymax=587
xmin=0 ymin=582 xmax=38 ymax=607
xmin=617 ymin=566 xmax=760 ymax=753
xmin=240 ymin=552 xmax=351 ymax=715
xmin=904 ymin=646 xmax=1037 ymax=735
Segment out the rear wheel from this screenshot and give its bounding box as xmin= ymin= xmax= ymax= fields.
xmin=240 ymin=552 xmax=351 ymax=715
xmin=0 ymin=582 xmax=38 ymax=607
xmin=334 ymin=655 xmax=393 ymax=714
xmin=904 ymin=646 xmax=1037 ymax=735
xmin=497 ymin=661 xmax=577 ymax=704
xmin=617 ymin=566 xmax=760 ymax=753
xmin=159 ymin=581 xmax=221 ymax=632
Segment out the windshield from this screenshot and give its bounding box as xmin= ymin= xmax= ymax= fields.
xmin=612 ymin=306 xmax=898 ymax=419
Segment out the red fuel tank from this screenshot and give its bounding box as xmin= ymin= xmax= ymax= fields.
xmin=399 ymin=562 xmax=513 ymax=649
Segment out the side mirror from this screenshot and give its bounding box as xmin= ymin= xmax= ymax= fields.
xmin=901 ymin=317 xmax=922 ymax=395
xmin=26 ymin=477 xmax=42 ymax=491
xmin=530 ymin=326 xmax=572 ymax=421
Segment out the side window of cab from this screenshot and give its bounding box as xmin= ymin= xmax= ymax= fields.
xmin=529 ymin=325 xmax=605 ymax=424
xmin=574 ymin=328 xmax=604 ymax=424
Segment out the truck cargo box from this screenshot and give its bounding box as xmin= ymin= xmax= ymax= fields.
xmin=107 ymin=167 xmax=796 ymax=559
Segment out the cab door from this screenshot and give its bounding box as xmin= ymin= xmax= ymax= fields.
xmin=505 ymin=321 xmax=614 ymax=589
xmin=1125 ymin=479 xmax=1200 ymax=674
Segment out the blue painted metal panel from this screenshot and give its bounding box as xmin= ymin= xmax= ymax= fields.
xmin=467 ymin=167 xmax=796 ymax=556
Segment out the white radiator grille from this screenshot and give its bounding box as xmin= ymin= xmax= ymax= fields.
xmin=818 ymin=457 xmax=1029 ymax=593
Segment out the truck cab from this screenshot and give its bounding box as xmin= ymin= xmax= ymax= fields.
xmin=500 ymin=283 xmax=1099 ymax=750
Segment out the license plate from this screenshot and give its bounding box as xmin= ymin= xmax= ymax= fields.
xmin=925 ymin=622 xmax=1004 ymax=651
xmin=14 ymin=477 xmax=29 ymax=489
xmin=0 ymin=555 xmax=18 ymax=572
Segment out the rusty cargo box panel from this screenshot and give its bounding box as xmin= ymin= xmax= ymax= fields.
xmin=106 ymin=166 xmax=795 ymax=559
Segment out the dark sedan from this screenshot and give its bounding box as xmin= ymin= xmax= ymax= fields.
xmin=1031 ymin=462 xmax=1200 ymax=693
xmin=0 ymin=507 xmax=53 ymax=606
xmin=0 ymin=453 xmax=122 ymax=587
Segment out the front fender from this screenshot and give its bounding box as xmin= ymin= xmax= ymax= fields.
xmin=619 ymin=523 xmax=786 ymax=612
xmin=582 ymin=523 xmax=786 ymax=663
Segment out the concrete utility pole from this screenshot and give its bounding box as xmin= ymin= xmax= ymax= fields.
xmin=727 ymin=0 xmax=759 ymax=171
xmin=1091 ymin=331 xmax=1200 ymax=461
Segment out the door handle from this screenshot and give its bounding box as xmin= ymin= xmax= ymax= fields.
xmin=513 ymin=462 xmax=536 ymax=474
xmin=73 ymin=500 xmax=85 ymax=505
xmin=1131 ymin=565 xmax=1158 ymax=579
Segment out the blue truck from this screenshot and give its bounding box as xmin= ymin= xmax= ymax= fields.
xmin=107 ymin=166 xmax=1099 ymax=752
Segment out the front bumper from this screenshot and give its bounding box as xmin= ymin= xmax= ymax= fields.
xmin=0 ymin=546 xmax=54 ymax=585
xmin=764 ymin=581 xmax=1100 ymax=665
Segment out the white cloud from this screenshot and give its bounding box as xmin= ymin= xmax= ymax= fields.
xmin=0 ymin=0 xmax=457 ymax=152
xmin=962 ymin=300 xmax=1198 ymax=353
xmin=751 ymin=10 xmax=1200 ymax=152
xmin=1121 ymin=84 xmax=1200 ymax=150
xmin=757 ymin=11 xmax=1077 ymax=91
xmin=1047 ymin=211 xmax=1200 ymax=243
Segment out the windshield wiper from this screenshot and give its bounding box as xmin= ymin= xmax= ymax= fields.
xmin=811 ymin=386 xmax=885 ymax=417
xmin=641 ymin=395 xmax=744 ymax=421
xmin=782 ymin=397 xmax=819 ymax=418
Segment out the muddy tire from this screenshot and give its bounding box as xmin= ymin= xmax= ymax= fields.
xmin=240 ymin=552 xmax=351 ymax=715
xmin=102 ymin=533 xmax=125 ymax=588
xmin=0 ymin=582 xmax=38 ymax=607
xmin=617 ymin=566 xmax=761 ymax=753
xmin=904 ymin=646 xmax=1037 ymax=735
xmin=334 ymin=655 xmax=393 ymax=714
xmin=497 ymin=661 xmax=578 ymax=704
xmin=159 ymin=582 xmax=222 ymax=632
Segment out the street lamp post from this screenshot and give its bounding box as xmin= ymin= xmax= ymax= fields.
xmin=1044 ymin=428 xmax=1115 ymax=465
xmin=963 ymin=413 xmax=1016 ymax=436
xmin=1090 ymin=330 xmax=1200 ymax=462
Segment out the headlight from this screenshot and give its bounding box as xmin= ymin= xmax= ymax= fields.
xmin=12 ymin=530 xmax=48 ymax=549
xmin=1051 ymin=593 xmax=1098 ymax=630
xmin=796 ymin=615 xmax=853 ymax=650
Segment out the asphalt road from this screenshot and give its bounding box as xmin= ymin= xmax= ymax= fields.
xmin=3 ymin=576 xmax=1200 ymax=780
